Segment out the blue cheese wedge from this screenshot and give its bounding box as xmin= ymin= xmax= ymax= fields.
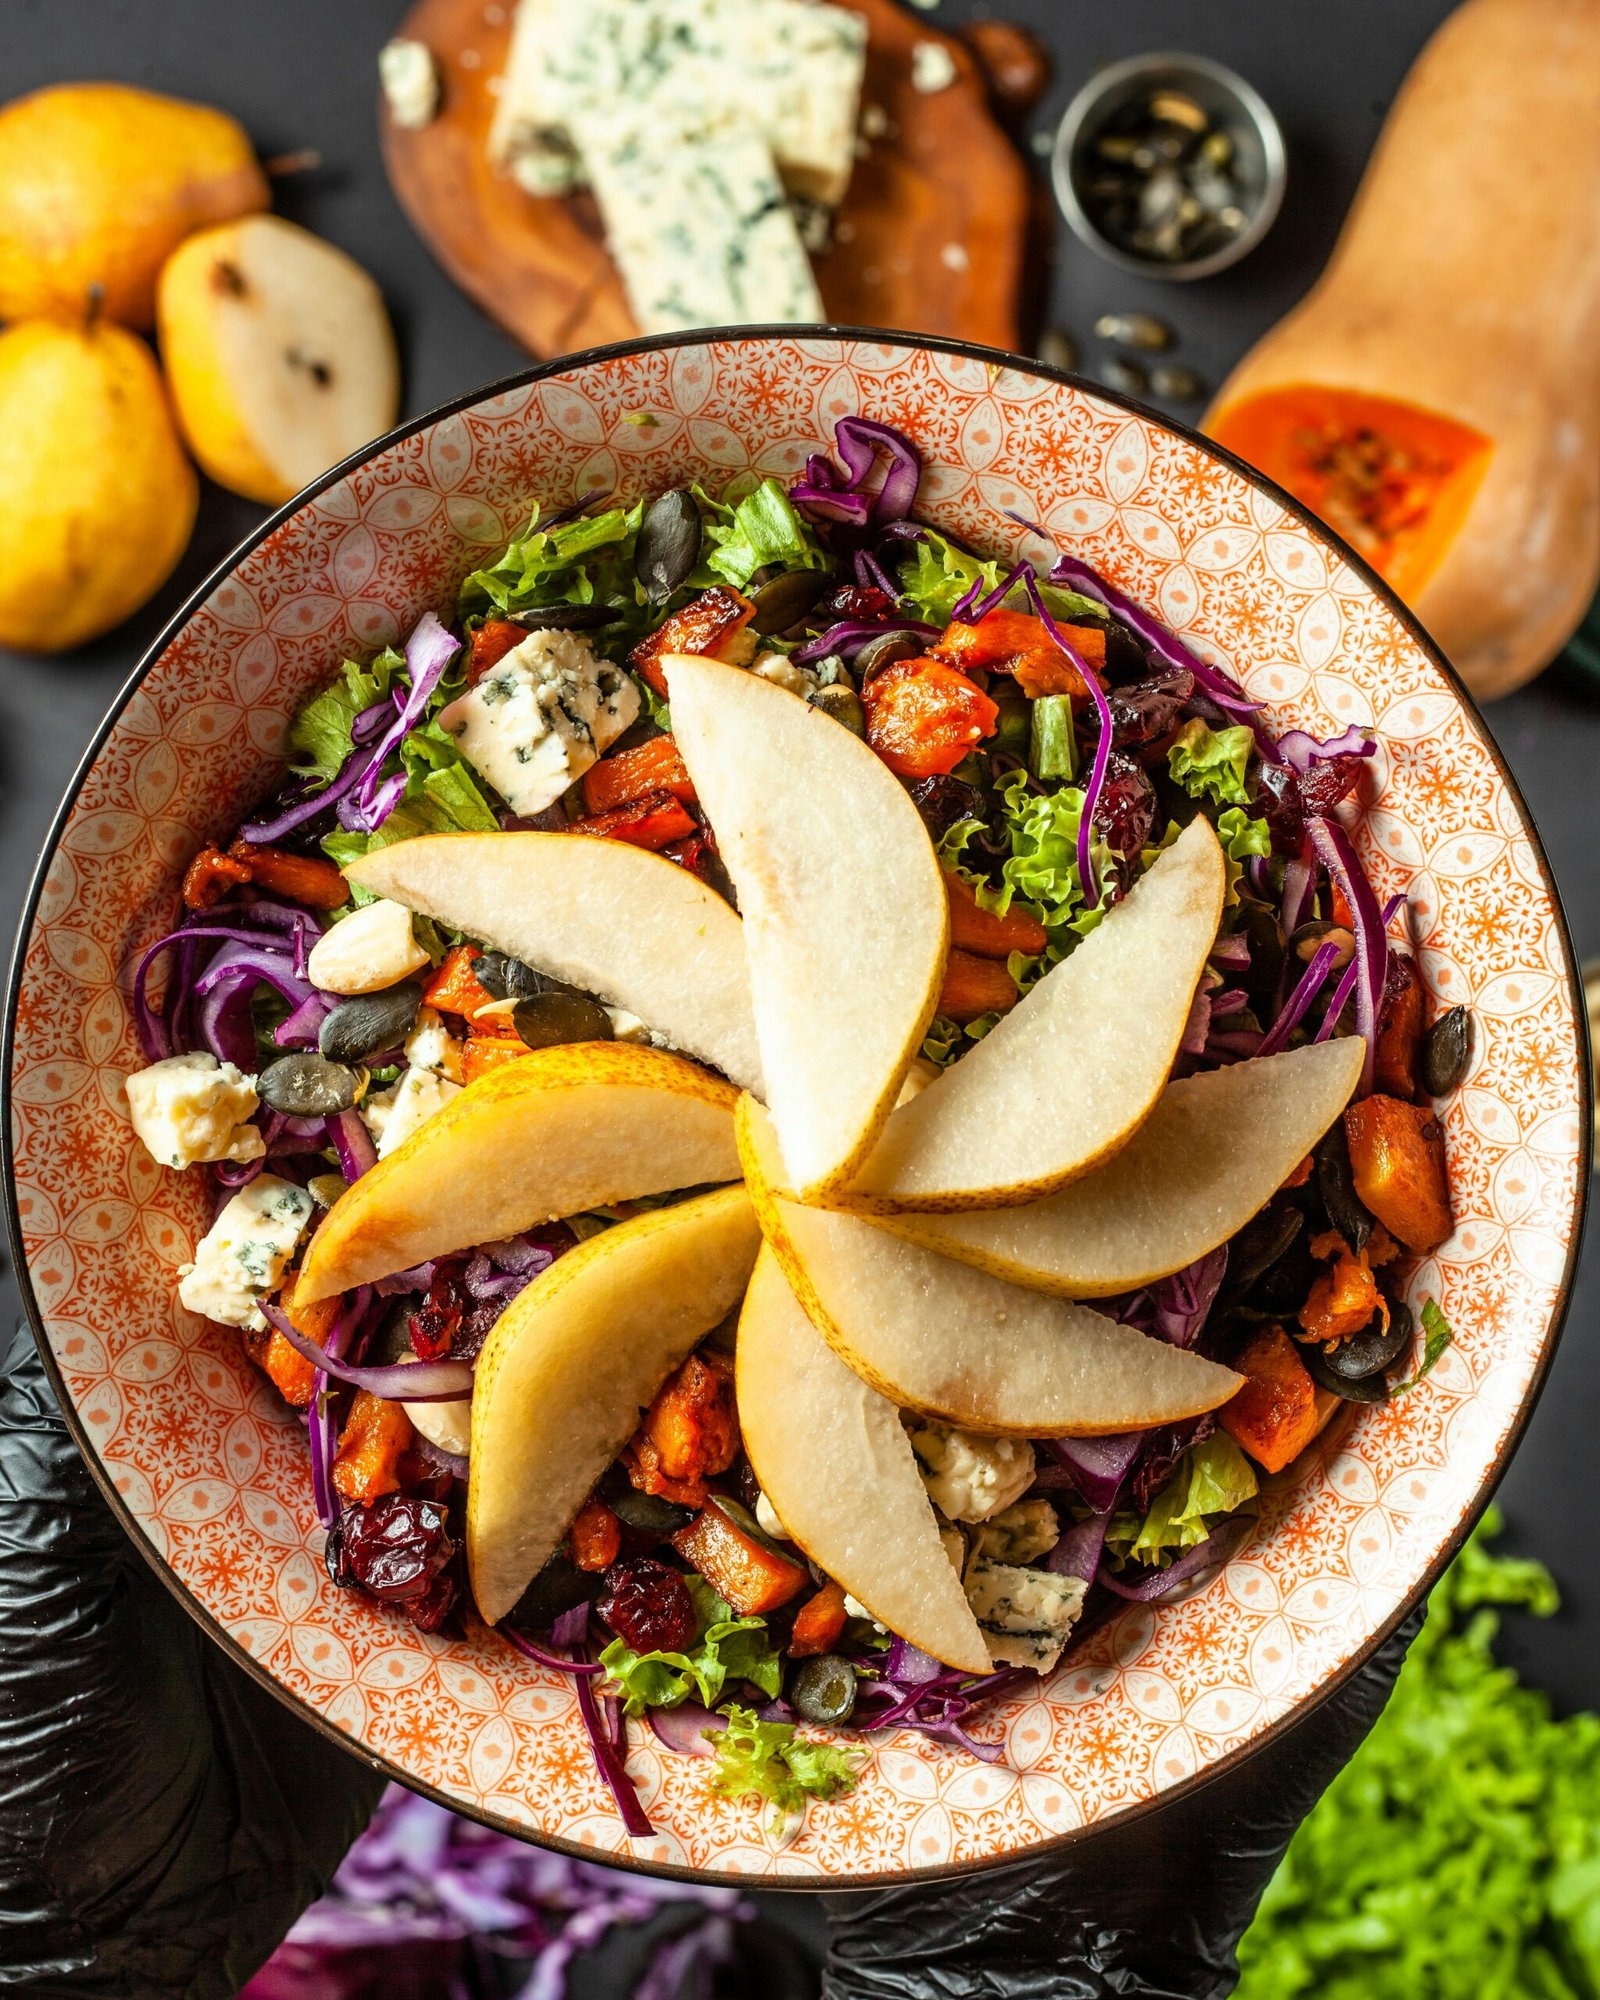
xmin=177 ymin=1175 xmax=314 ymax=1331
xmin=362 ymin=1066 xmax=463 ymax=1159
xmin=437 ymin=629 xmax=639 ymax=817
xmin=964 ymin=1560 xmax=1086 ymax=1672
xmin=908 ymin=1421 xmax=1036 ymax=1523
xmin=971 ymin=1498 xmax=1060 ymax=1566
xmin=490 ymin=0 xmax=868 ymax=208
xmin=125 ymin=1052 xmax=263 ymax=1171
xmin=580 ymin=108 xmax=823 ymax=334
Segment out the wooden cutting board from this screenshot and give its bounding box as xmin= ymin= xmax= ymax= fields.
xmin=379 ymin=0 xmax=1034 ymax=359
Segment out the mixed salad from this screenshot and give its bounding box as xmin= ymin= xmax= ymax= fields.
xmin=127 ymin=414 xmax=1465 ymax=1835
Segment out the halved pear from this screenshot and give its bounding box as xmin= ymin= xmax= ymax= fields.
xmin=297 ymin=1043 xmax=739 ymax=1303
xmin=346 ymin=832 xmax=762 ymax=1094
xmin=664 ymin=655 xmax=948 ymax=1200
xmin=837 ymin=816 xmax=1227 ymax=1213
xmin=878 ymin=1040 xmax=1365 ymax=1295
xmin=737 ymin=1245 xmax=991 ymax=1675
xmin=739 ymin=1097 xmax=1240 ymax=1436
xmin=469 ymin=1186 xmax=760 ymax=1624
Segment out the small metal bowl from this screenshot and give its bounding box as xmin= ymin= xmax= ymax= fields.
xmin=1052 ymin=51 xmax=1287 ymax=282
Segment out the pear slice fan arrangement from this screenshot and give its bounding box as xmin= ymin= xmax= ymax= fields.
xmin=328 ymin=655 xmax=1364 ymax=1671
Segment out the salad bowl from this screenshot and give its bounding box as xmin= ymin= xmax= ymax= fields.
xmin=3 ymin=329 xmax=1587 ymax=1885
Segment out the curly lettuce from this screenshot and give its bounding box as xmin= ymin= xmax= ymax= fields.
xmin=1167 ymin=718 xmax=1256 ymax=806
xmin=597 ymin=1577 xmax=782 ymax=1718
xmin=1104 ymin=1433 xmax=1259 ymax=1568
xmin=708 ymin=1705 xmax=864 ymax=1835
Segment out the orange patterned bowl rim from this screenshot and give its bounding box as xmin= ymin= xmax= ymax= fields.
xmin=3 ymin=330 xmax=1590 ymax=1887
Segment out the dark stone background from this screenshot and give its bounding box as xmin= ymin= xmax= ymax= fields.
xmin=1 ymin=0 xmax=1593 ymax=1969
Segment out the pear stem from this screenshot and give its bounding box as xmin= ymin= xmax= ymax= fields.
xmin=84 ymin=281 xmax=105 ymax=331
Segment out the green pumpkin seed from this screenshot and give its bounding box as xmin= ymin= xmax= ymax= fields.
xmin=512 ymin=991 xmax=615 ymax=1051
xmin=1420 ymin=1007 xmax=1472 ymax=1096
xmin=809 ymin=686 xmax=866 ymax=735
xmin=636 ymin=489 xmax=702 ymax=605
xmin=259 ymin=1052 xmax=359 ymax=1118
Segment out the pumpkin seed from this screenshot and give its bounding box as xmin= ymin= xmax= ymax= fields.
xmin=319 ymin=979 xmax=425 ymax=1064
xmin=510 ymin=603 xmax=617 ymax=632
xmin=1420 ymin=1006 xmax=1472 ymax=1096
xmin=259 ymin=1051 xmax=359 ymax=1117
xmin=1037 ymin=325 xmax=1079 ymax=373
xmin=1101 ymin=355 xmax=1150 ymax=398
xmin=307 ymin=1172 xmax=349 ymax=1209
xmin=1301 ymin=1340 xmax=1391 ymax=1404
xmin=749 ymin=568 xmax=829 ymax=635
xmin=809 ymin=685 xmax=866 ymax=735
xmin=1324 ymin=1299 xmax=1415 ymax=1381
xmin=1151 ymin=364 xmax=1207 ymax=402
xmin=636 ymin=488 xmax=702 ymax=604
xmin=1094 ymin=311 xmax=1174 ymax=352
xmin=854 ymin=629 xmax=923 ymax=684
xmin=1223 ymin=1204 xmax=1304 ymax=1298
xmin=475 ymin=951 xmax=565 ymax=1003
xmin=790 ymin=1654 xmax=858 ymax=1726
xmin=1315 ymin=1122 xmax=1373 ymax=1253
xmin=512 ymin=991 xmax=615 ymax=1050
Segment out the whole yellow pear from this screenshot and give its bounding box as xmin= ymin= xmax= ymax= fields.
xmin=0 ymin=83 xmax=269 ymax=328
xmin=0 ymin=320 xmax=199 ymax=654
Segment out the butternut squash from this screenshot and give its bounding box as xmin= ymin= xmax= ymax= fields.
xmin=1207 ymin=0 xmax=1600 ymax=698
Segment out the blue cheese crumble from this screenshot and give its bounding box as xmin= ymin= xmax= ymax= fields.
xmin=437 ymin=629 xmax=639 ymax=817
xmin=125 ymin=1052 xmax=263 ymax=1171
xmin=963 ymin=1559 xmax=1086 ymax=1671
xmin=177 ymin=1175 xmax=313 ymax=1331
xmin=908 ymin=1422 xmax=1036 ymax=1523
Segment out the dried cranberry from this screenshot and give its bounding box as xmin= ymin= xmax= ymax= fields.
xmin=410 ymin=1266 xmax=466 ymax=1361
xmin=1101 ymin=620 xmax=1152 ymax=685
xmin=403 ymin=1569 xmax=460 ymax=1633
xmin=597 ymin=1557 xmax=697 ymax=1654
xmin=1108 ymin=668 xmax=1193 ymax=749
xmin=1299 ymin=753 xmax=1366 ymax=817
xmin=325 ymin=1493 xmax=457 ymax=1609
xmin=1253 ymin=760 xmax=1306 ymax=854
xmin=819 ymin=583 xmax=896 ymax=623
xmin=453 ymin=1295 xmax=506 ymax=1365
xmin=1130 ymin=1413 xmax=1217 ymax=1514
xmin=909 ymin=773 xmax=984 ymax=838
xmin=1094 ymin=754 xmax=1156 ymax=856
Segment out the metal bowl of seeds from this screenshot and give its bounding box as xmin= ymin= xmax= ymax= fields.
xmin=1052 ymin=51 xmax=1286 ymax=281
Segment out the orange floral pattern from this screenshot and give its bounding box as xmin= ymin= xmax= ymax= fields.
xmin=7 ymin=335 xmax=1585 ymax=1884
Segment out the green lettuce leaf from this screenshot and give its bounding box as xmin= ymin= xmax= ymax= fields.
xmin=1237 ymin=1509 xmax=1598 ymax=1998
xmin=896 ymin=530 xmax=1105 ymax=627
xmin=1167 ymin=718 xmax=1256 ymax=806
xmin=1392 ymin=1297 xmax=1454 ymax=1395
xmin=695 ymin=477 xmax=825 ymax=589
xmin=1105 ymin=1433 xmax=1259 ymax=1568
xmin=288 ymin=646 xmax=404 ymax=784
xmin=707 ymin=1705 xmax=864 ymax=1835
xmin=457 ymin=501 xmax=649 ymax=637
xmin=598 ymin=1576 xmax=782 ymax=1718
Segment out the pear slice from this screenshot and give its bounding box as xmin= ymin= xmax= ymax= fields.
xmin=739 ymin=1097 xmax=1240 ymax=1436
xmin=469 ymin=1186 xmax=760 ymax=1624
xmin=664 ymin=655 xmax=948 ymax=1200
xmin=157 ymin=213 xmax=399 ymax=507
xmin=879 ymin=1040 xmax=1365 ymax=1296
xmin=837 ymin=816 xmax=1227 ymax=1214
xmin=297 ymin=1043 xmax=739 ymax=1303
xmin=738 ymin=1246 xmax=991 ymax=1675
xmin=346 ymin=832 xmax=763 ymax=1094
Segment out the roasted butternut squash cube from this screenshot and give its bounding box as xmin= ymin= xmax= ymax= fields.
xmin=1218 ymin=1325 xmax=1321 ymax=1474
xmin=332 ymin=1389 xmax=414 ymax=1505
xmin=1344 ymin=1095 xmax=1453 ymax=1252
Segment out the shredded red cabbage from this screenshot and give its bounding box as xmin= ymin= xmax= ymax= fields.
xmin=240 ymin=737 xmax=385 ymax=845
xmin=1280 ymin=838 xmax=1318 ymax=936
xmin=1022 ymin=569 xmax=1114 ymax=909
xmin=793 ymin=414 xmax=921 ymax=529
xmin=950 ymin=557 xmax=1031 ymax=626
xmin=1258 ymin=938 xmax=1343 ymax=1058
xmin=647 ymin=1703 xmax=723 ymax=1757
xmin=1096 ymin=1511 xmax=1255 ymax=1602
xmin=1047 ymin=1510 xmax=1113 ymax=1582
xmin=1308 ymin=817 xmax=1388 ymax=1093
xmin=791 ymin=617 xmax=937 ymax=666
xmin=327 ymin=1107 xmax=377 ymax=1180
xmin=1111 ymin=1246 xmax=1228 ymax=1350
xmin=1050 ymin=1433 xmax=1145 ymax=1513
xmin=305 ymin=1286 xmax=373 ymax=1530
xmin=1209 ymin=931 xmax=1251 ymax=973
xmin=853 ymin=1662 xmax=1030 ymax=1762
xmin=502 ymin=1624 xmax=604 ymax=1679
xmin=261 ymin=1303 xmax=475 ymax=1402
xmin=341 ymin=611 xmax=461 ymax=833
xmin=1278 ymin=722 xmax=1376 ymax=772
xmin=559 ymin=1605 xmax=654 ymax=1837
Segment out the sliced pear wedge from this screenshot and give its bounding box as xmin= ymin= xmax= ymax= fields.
xmin=469 ymin=1186 xmax=760 ymax=1624
xmin=739 ymin=1098 xmax=1240 ymax=1436
xmin=738 ymin=1245 xmax=991 ymax=1675
xmin=878 ymin=1040 xmax=1365 ymax=1295
xmin=345 ymin=832 xmax=762 ymax=1093
xmin=297 ymin=1043 xmax=739 ymax=1302
xmin=836 ymin=816 xmax=1226 ymax=1214
xmin=664 ymin=654 xmax=948 ymax=1201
